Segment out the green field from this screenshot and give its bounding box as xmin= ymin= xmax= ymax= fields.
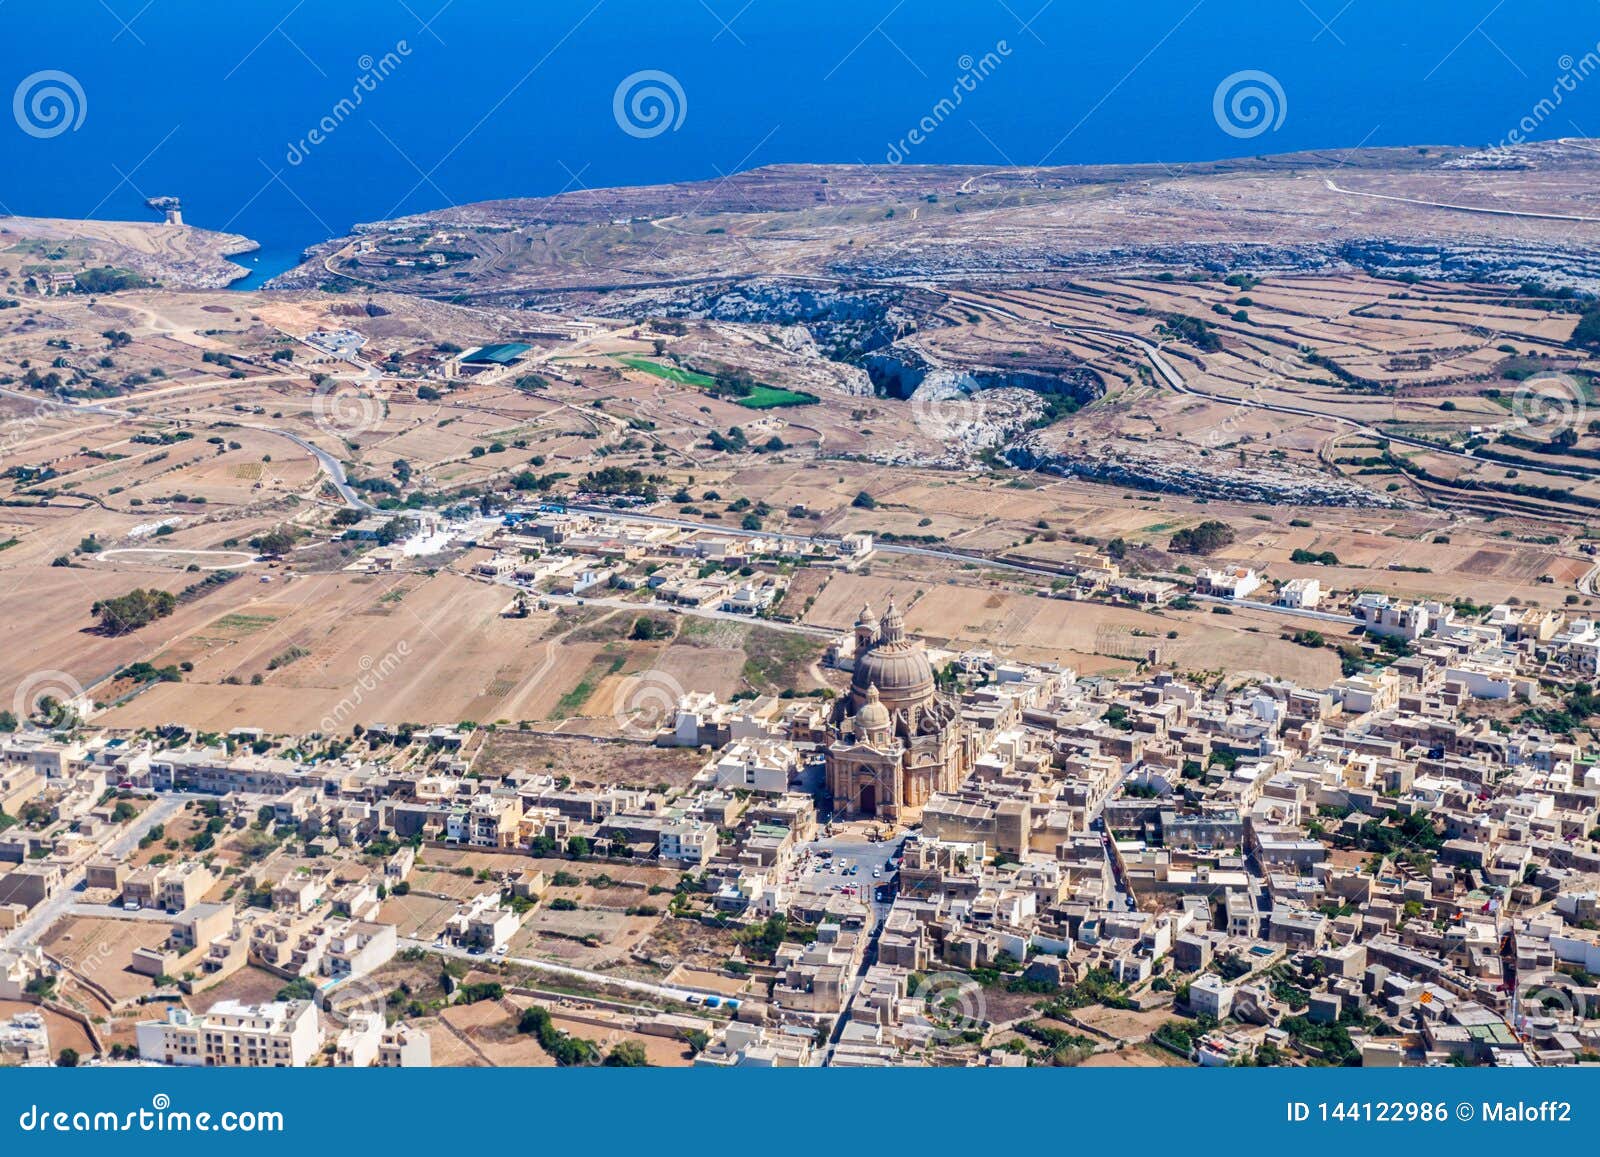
xmin=733 ymin=385 xmax=819 ymax=409
xmin=616 ymin=355 xmax=717 ymax=387
xmin=615 ymin=356 xmax=816 ymax=408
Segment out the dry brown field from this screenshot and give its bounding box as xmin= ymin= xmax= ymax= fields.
xmin=40 ymin=916 xmax=172 ymax=1002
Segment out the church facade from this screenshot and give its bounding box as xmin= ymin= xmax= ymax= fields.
xmin=825 ymin=599 xmax=973 ymax=824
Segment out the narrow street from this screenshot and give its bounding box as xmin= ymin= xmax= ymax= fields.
xmin=2 ymin=792 xmax=200 ymax=952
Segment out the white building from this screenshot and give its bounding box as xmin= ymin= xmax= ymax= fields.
xmin=1555 ymin=620 xmax=1600 ymax=675
xmin=1188 ymin=972 xmax=1237 ymax=1020
xmin=720 ymin=580 xmax=783 ymax=614
xmin=136 ymin=1000 xmax=321 ymax=1067
xmin=703 ymin=740 xmax=800 ymax=795
xmin=335 ymin=1012 xmax=384 ymax=1067
xmin=1197 ymin=567 xmax=1262 ymax=600
xmin=378 ymin=1022 xmax=433 ymax=1067
xmin=659 ymin=820 xmax=716 ymax=867
xmin=1276 ymin=577 xmax=1321 ymax=610
xmin=1352 ymin=594 xmax=1439 ymax=641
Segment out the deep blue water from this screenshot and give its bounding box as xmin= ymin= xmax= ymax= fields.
xmin=4 ymin=0 xmax=1600 ymax=285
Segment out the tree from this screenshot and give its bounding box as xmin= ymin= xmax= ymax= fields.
xmin=372 ymin=518 xmax=408 ymax=547
xmin=567 ymin=835 xmax=591 ymax=860
xmin=91 ymin=587 xmax=176 ymax=635
xmin=275 ymin=977 xmax=317 ymax=1002
xmin=603 ymin=1041 xmax=651 ymax=1067
xmin=56 ymin=1048 xmax=79 ymax=1067
xmin=630 ymin=617 xmax=670 ymax=641
xmin=250 ymin=527 xmax=296 ymax=557
xmin=1167 ymin=520 xmax=1235 ymax=555
xmin=851 ymin=491 xmax=877 ymax=510
xmin=518 ymin=1004 xmax=598 ymax=1065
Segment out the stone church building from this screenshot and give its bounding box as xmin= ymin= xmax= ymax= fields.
xmin=825 ymin=599 xmax=973 ymax=824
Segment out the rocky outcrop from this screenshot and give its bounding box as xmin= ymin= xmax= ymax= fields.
xmin=0 ymin=216 xmax=259 ymax=290
xmin=535 ymin=277 xmax=938 ymax=365
xmin=865 ymin=347 xmax=1103 ymax=405
xmin=862 ymin=387 xmax=1048 ymax=469
xmin=1004 ymin=435 xmax=1405 ymax=508
xmin=1335 ymin=238 xmax=1600 ymax=290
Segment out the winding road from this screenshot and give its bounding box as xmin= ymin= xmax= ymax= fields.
xmin=1322 ymin=177 xmax=1600 ymax=225
xmin=0 ymin=385 xmax=372 ymax=511
xmin=1055 ymin=323 xmax=1599 ymax=484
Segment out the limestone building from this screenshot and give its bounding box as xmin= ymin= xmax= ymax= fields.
xmin=825 ymin=600 xmax=972 ymax=823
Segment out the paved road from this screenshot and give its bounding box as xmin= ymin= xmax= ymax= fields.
xmin=483 ymin=577 xmax=841 ymax=639
xmin=1088 ymin=816 xmax=1137 ymax=914
xmin=0 ymin=385 xmax=131 ymax=418
xmin=558 ymin=505 xmax=1379 ymax=634
xmin=561 ymin=503 xmax=1067 ymax=581
xmin=239 ymin=424 xmax=373 ymax=511
xmin=1324 ymin=177 xmax=1600 ymax=224
xmin=399 ymin=936 xmax=714 ymax=1007
xmin=1580 ymin=559 xmax=1600 ymax=597
xmin=1191 ymin=591 xmax=1358 ymax=625
xmin=97 ymin=547 xmax=261 ymax=570
xmin=1059 ymin=324 xmax=1599 ymax=485
xmin=63 ymin=902 xmax=172 ymax=922
xmin=0 ymin=385 xmax=372 ymax=511
xmin=798 ymin=831 xmax=901 ymax=922
xmin=2 ymin=793 xmax=199 ymax=951
xmin=799 ymin=830 xmax=906 ymax=1064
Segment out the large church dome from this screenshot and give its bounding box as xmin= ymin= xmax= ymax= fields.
xmin=851 ymin=598 xmax=935 ymax=711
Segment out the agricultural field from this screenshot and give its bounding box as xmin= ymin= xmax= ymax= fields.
xmin=6 ymin=149 xmax=1600 ymax=743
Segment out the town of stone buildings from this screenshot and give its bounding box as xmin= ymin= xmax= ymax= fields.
xmin=4 ymin=503 xmax=1600 ymax=1070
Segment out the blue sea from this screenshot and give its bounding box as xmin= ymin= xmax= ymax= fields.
xmin=3 ymin=0 xmax=1599 ymax=287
